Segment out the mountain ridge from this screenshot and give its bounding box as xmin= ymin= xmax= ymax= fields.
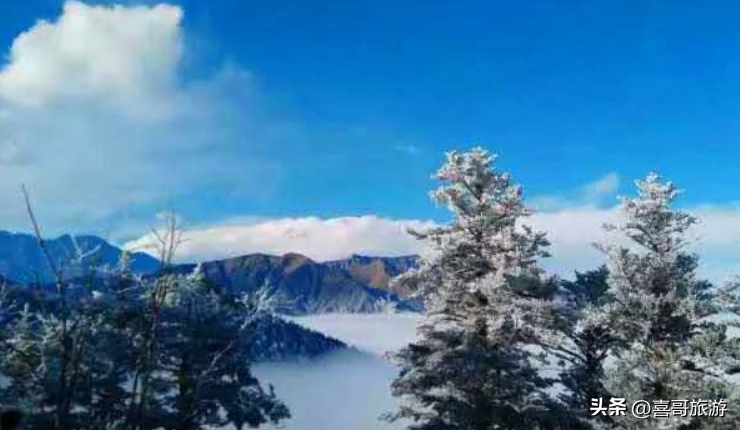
xmin=0 ymin=231 xmax=420 ymax=315
xmin=0 ymin=230 xmax=160 ymax=285
xmin=323 ymin=254 xmax=419 ymax=297
xmin=183 ymin=252 xmax=420 ymax=315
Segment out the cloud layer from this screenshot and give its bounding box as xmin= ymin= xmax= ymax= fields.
xmin=530 ymin=205 xmax=740 ymax=283
xmin=126 ymin=208 xmax=740 ymax=283
xmin=125 ymin=215 xmax=436 ymax=263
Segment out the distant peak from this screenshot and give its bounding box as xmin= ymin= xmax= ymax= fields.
xmin=340 ymin=254 xmax=419 ymax=263
xmin=278 ymin=252 xmax=314 ymax=273
xmin=281 ymin=252 xmax=314 ymax=263
xmin=0 ymin=232 xmax=160 ymax=285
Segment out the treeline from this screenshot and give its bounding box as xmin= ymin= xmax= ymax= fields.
xmin=0 ymin=215 xmax=289 ymax=430
xmin=385 ymin=148 xmax=740 ymax=430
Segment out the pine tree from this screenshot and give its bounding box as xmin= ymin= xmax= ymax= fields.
xmin=555 ymin=267 xmax=616 ymax=429
xmin=0 ymin=263 xmax=140 ymax=430
xmin=387 ymin=147 xmax=558 ymax=430
xmin=158 ymin=265 xmax=289 ymax=430
xmin=0 ymin=304 xmax=45 ymax=416
xmin=595 ymin=173 xmax=737 ymax=430
xmin=0 ymin=211 xmax=290 ymax=430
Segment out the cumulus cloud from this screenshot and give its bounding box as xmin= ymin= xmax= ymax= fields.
xmin=0 ymin=2 xmax=287 ymax=234
xmin=0 ymin=1 xmax=183 ymax=113
xmin=125 ymin=215 xmax=436 ymax=263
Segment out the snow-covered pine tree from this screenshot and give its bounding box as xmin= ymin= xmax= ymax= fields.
xmin=122 ymin=215 xmax=289 ymax=430
xmin=0 ymin=208 xmax=290 ymax=430
xmin=0 ymin=190 xmax=115 ymax=430
xmin=387 ymin=147 xmax=560 ymax=430
xmin=596 ymin=173 xmax=737 ymax=430
xmin=556 ymin=266 xmax=616 ymax=430
xmin=0 ymin=304 xmax=45 ymax=416
xmin=157 ymin=264 xmax=289 ymax=430
xmin=0 ymin=258 xmax=139 ymax=430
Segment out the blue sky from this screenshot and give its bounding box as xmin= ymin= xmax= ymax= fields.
xmin=147 ymin=0 xmax=740 ymax=211
xmin=172 ymin=0 xmax=740 ymax=214
xmin=4 ymin=1 xmax=740 ymax=220
xmin=2 ymin=1 xmax=740 ymax=277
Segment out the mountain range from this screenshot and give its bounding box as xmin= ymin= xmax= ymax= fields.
xmin=0 ymin=231 xmax=420 ymax=315
xmin=0 ymin=231 xmax=160 ymax=285
xmin=182 ymin=252 xmax=420 ymax=315
xmin=0 ymin=231 xmax=420 ymax=365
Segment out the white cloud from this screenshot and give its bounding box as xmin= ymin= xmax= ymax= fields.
xmin=255 ymin=315 xmax=419 ymax=429
xmin=0 ymin=2 xmax=289 ymax=235
xmin=528 ymin=207 xmax=618 ymax=278
xmin=289 ymin=313 xmax=421 ymax=356
xmin=530 ymin=172 xmax=621 ymax=211
xmin=125 ymin=207 xmax=740 ymax=284
xmin=530 ymin=205 xmax=740 ymax=284
xmin=582 ymin=172 xmax=620 ymax=201
xmin=526 ymin=177 xmax=740 ymax=283
xmin=0 ymin=1 xmax=183 ymax=114
xmin=253 ymin=349 xmax=406 ymax=430
xmin=125 ymin=215 xmax=436 ymax=263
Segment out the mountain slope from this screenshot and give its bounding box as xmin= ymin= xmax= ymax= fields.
xmin=324 ymin=254 xmax=418 ymax=297
xmin=248 ymin=313 xmax=347 ymax=361
xmin=188 ymin=253 xmax=419 ymax=315
xmin=0 ymin=231 xmax=159 ymax=285
xmin=0 ymin=231 xmax=419 ymax=315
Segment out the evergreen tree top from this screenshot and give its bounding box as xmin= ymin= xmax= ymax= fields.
xmin=613 ymin=172 xmax=697 ymax=256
